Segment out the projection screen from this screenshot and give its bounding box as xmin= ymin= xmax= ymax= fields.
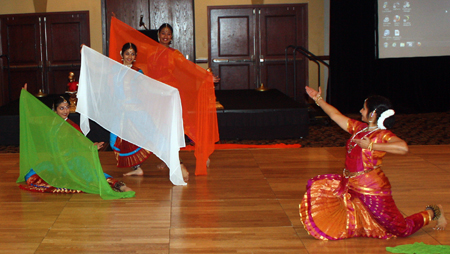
xmin=377 ymin=0 xmax=450 ymax=58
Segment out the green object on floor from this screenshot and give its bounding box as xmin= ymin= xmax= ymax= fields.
xmin=386 ymin=242 xmax=450 ymax=254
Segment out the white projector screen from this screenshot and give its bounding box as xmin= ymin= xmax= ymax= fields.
xmin=377 ymin=0 xmax=450 ymax=58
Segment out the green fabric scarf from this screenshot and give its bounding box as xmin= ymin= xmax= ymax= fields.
xmin=17 ymin=89 xmax=135 ymax=200
xmin=386 ymin=242 xmax=450 ymax=254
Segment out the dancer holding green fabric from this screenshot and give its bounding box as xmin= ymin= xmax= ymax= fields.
xmin=17 ymin=84 xmax=134 ymax=200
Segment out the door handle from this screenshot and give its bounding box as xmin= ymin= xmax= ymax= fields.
xmin=213 ymin=58 xmax=254 ymax=63
xmin=47 ymin=63 xmax=81 ymax=68
xmin=265 ymin=58 xmax=303 ymax=62
xmin=8 ymin=64 xmax=41 ymax=69
xmin=213 ymin=59 xmax=229 ymax=63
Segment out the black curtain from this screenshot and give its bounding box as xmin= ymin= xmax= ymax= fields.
xmin=329 ymin=0 xmax=450 ymax=114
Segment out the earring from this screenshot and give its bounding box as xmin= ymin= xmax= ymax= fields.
xmin=368 ymin=111 xmax=375 ymax=123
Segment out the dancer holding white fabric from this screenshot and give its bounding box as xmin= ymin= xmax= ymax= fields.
xmin=109 ymin=42 xmax=189 ymax=182
xmin=109 ymin=43 xmax=152 ymax=176
xmin=78 ymin=45 xmax=187 ymax=185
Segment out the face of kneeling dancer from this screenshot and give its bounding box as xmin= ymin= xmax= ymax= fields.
xmin=55 ymin=102 xmax=70 ymax=119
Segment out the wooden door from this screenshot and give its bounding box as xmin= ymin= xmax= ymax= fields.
xmin=1 ymin=15 xmax=44 ymax=102
xmin=0 ymin=12 xmax=90 ymax=104
xmin=209 ymin=4 xmax=308 ymax=103
xmin=209 ymin=8 xmax=256 ymax=90
xmin=150 ymin=0 xmax=195 ymax=60
xmin=259 ymin=5 xmax=308 ymax=101
xmin=45 ymin=12 xmax=90 ymax=94
xmin=103 ymin=0 xmax=151 ymax=55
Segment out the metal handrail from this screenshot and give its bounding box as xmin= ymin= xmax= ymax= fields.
xmin=285 ymin=45 xmax=330 ymax=101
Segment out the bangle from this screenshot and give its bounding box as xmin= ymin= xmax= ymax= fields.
xmin=425 ymin=204 xmax=441 ymax=221
xmin=315 ymin=95 xmax=323 ymax=106
xmin=367 ymin=141 xmax=374 ymax=151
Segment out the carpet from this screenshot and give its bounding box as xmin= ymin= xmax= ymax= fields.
xmin=1 ymin=111 xmax=449 ymax=153
xmin=215 ymin=111 xmax=450 ymax=148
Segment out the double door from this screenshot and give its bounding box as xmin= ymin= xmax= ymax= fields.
xmin=209 ymin=4 xmax=308 ymax=103
xmin=0 ymin=12 xmax=90 ymax=104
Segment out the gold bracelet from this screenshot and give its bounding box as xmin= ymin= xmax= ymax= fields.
xmin=315 ymin=95 xmax=323 ymax=106
xmin=367 ymin=141 xmax=374 ymax=151
xmin=425 ymin=205 xmax=441 ymax=221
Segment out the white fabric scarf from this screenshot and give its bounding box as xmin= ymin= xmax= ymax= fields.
xmin=77 ymin=46 xmax=186 ymax=185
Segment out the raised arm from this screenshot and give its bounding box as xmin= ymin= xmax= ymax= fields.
xmin=305 ymin=86 xmax=350 ymax=132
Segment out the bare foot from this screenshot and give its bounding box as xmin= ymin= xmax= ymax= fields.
xmin=120 ymin=185 xmax=133 ymax=192
xmin=434 ymin=204 xmax=447 ymax=230
xmin=123 ymin=166 xmax=144 ymax=176
xmin=181 ymin=163 xmax=189 ymax=183
xmin=206 ymin=158 xmax=210 ymax=168
xmin=157 ymin=162 xmax=167 ymax=170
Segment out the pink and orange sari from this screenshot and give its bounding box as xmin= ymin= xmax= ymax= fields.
xmin=300 ymin=119 xmax=431 ymax=240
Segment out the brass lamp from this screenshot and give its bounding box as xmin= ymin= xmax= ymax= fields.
xmin=35 ymin=89 xmax=47 ymax=97
xmin=256 ymin=83 xmax=269 ymax=92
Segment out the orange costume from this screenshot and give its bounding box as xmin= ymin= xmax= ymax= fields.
xmin=299 ymin=119 xmax=431 ymax=240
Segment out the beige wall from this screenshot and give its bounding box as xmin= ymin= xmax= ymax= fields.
xmin=1 ymin=0 xmax=36 ymax=13
xmin=0 ymin=0 xmax=324 ymax=89
xmin=46 ymin=0 xmax=103 ymax=52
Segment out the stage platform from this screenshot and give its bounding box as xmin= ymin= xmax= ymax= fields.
xmin=215 ymin=89 xmax=309 ymax=140
xmin=0 ymin=89 xmax=309 ymax=145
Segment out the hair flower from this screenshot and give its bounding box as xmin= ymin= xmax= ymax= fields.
xmin=377 ymin=109 xmax=395 ymax=129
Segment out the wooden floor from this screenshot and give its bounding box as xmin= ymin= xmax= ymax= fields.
xmin=1 ymin=145 xmax=449 ymax=253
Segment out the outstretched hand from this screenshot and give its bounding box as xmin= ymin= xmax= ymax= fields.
xmin=80 ymin=44 xmax=86 ymax=54
xmin=305 ymin=86 xmax=322 ymax=100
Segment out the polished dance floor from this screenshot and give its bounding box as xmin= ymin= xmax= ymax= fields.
xmin=1 ymin=145 xmax=449 ymax=253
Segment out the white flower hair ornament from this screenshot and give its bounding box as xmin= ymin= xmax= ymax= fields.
xmin=377 ymin=109 xmax=395 ymax=129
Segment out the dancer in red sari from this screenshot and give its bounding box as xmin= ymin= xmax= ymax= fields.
xmin=300 ymin=86 xmax=447 ymax=240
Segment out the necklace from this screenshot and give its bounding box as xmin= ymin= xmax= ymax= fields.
xmin=124 ymin=64 xmax=132 ymax=68
xmin=347 ymin=127 xmax=379 ymax=153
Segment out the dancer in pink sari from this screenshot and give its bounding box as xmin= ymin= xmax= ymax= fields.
xmin=300 ymin=86 xmax=447 ymax=240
